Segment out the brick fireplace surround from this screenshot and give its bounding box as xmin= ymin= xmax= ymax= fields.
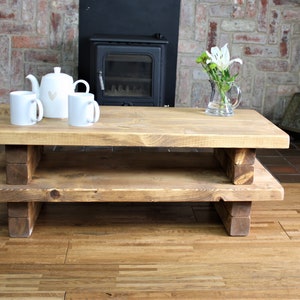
xmin=0 ymin=0 xmax=299 ymax=123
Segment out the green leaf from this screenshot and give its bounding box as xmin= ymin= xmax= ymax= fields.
xmin=196 ymin=51 xmax=209 ymax=64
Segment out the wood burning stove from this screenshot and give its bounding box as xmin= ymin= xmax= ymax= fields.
xmin=79 ymin=0 xmax=181 ymax=107
xmin=89 ymin=34 xmax=168 ymax=106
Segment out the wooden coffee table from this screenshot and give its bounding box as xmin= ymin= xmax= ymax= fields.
xmin=0 ymin=105 xmax=289 ymax=237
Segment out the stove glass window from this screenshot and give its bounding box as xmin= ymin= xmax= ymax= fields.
xmin=104 ymin=54 xmax=153 ymax=97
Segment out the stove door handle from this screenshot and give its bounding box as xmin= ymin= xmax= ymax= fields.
xmin=98 ymin=71 xmax=105 ymax=91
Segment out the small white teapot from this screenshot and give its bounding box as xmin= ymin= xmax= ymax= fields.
xmin=26 ymin=67 xmax=90 ymax=118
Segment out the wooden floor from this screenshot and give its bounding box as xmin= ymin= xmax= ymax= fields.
xmin=0 ymin=182 xmax=299 ymax=299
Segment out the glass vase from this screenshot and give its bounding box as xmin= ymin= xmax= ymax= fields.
xmin=206 ymin=80 xmax=241 ymax=117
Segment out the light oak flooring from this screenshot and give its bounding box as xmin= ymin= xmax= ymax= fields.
xmin=0 ymin=140 xmax=300 ymax=299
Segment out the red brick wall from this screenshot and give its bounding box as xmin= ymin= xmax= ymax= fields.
xmin=0 ymin=0 xmax=78 ymax=100
xmin=177 ymin=0 xmax=300 ymax=122
xmin=0 ymin=0 xmax=299 ymax=123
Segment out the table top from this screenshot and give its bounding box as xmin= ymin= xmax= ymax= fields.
xmin=0 ymin=105 xmax=290 ymax=148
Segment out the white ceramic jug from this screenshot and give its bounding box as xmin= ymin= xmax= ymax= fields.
xmin=26 ymin=67 xmax=90 ymax=118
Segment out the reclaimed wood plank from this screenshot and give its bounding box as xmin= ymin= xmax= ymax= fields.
xmin=221 ymin=148 xmax=256 ymax=165
xmin=8 ymin=202 xmax=43 ymax=237
xmin=214 ymin=148 xmax=254 ymax=185
xmin=222 ymin=201 xmax=252 ymax=217
xmin=0 ymin=107 xmax=290 ymax=149
xmin=5 ymin=145 xmax=42 ymax=185
xmin=0 ymin=152 xmax=284 ymax=203
xmin=214 ymin=201 xmax=251 ymax=236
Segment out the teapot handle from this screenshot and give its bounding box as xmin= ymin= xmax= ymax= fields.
xmin=73 ymin=80 xmax=90 ymax=93
xmin=229 ymin=83 xmax=242 ymax=109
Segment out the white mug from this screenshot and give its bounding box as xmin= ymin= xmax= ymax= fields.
xmin=68 ymin=93 xmax=100 ymax=127
xmin=10 ymin=91 xmax=43 ymax=125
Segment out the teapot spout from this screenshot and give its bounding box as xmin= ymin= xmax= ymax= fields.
xmin=26 ymin=74 xmax=40 ymax=98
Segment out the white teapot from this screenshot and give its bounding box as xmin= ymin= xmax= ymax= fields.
xmin=26 ymin=67 xmax=90 ymax=118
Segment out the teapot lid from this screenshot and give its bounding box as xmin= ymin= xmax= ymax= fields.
xmin=54 ymin=67 xmax=61 ymax=74
xmin=43 ymin=67 xmax=72 ymax=79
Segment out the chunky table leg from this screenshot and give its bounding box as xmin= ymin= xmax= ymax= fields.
xmin=5 ymin=145 xmax=43 ymax=237
xmin=214 ymin=201 xmax=252 ymax=236
xmin=8 ymin=202 xmax=43 ymax=238
xmin=214 ymin=148 xmax=256 ymax=185
xmin=5 ymin=145 xmax=43 ymax=184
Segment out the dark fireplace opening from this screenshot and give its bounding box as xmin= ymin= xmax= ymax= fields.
xmin=90 ymin=34 xmax=168 ymax=106
xmin=79 ymin=0 xmax=181 ymax=107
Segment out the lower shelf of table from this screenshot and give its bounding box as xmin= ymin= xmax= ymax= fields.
xmin=0 ymin=150 xmax=284 ymax=237
xmin=0 ymin=151 xmax=283 ymax=203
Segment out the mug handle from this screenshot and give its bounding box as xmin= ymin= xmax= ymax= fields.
xmin=87 ymin=101 xmax=100 ymax=123
xmin=229 ymin=84 xmax=242 ymax=109
xmin=73 ymin=80 xmax=90 ymax=93
xmin=31 ymin=99 xmax=44 ymax=122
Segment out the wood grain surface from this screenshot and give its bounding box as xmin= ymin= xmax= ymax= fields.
xmin=0 ymin=105 xmax=289 ymax=148
xmin=0 ymin=151 xmax=284 ymax=203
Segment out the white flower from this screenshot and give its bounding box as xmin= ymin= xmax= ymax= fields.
xmin=206 ymin=44 xmax=243 ymax=71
